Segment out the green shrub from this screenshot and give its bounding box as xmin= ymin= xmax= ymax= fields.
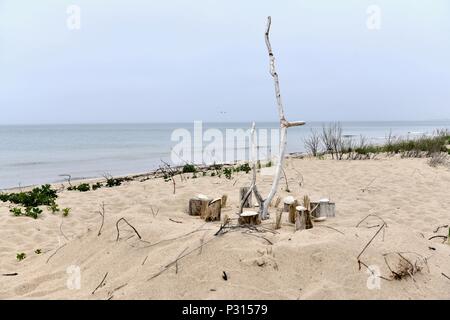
xmin=105 ymin=178 xmax=122 ymax=187
xmin=182 ymin=164 xmax=197 ymax=173
xmin=92 ymin=182 xmax=103 ymax=190
xmin=10 ymin=206 xmax=42 ymax=219
xmin=62 ymin=208 xmax=71 ymax=217
xmin=223 ymin=168 xmax=232 ymax=179
xmin=77 ymin=183 xmax=90 ymax=192
xmin=48 ymin=203 xmax=60 ymax=213
xmin=234 ymin=163 xmax=251 ymax=173
xmin=16 ymin=253 xmax=26 ymax=261
xmin=0 ymin=184 xmax=57 ymax=208
xmin=35 ymin=249 xmax=42 ymax=254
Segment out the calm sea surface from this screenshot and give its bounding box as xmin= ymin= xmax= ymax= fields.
xmin=1 ymin=121 xmax=449 ymax=189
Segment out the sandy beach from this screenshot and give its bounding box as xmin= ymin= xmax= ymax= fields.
xmin=1 ymin=156 xmax=449 ymax=299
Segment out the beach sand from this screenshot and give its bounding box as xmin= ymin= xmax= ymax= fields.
xmin=1 ymin=156 xmax=450 ymax=299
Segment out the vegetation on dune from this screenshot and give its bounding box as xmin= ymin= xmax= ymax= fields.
xmin=303 ymin=123 xmax=450 ymax=165
xmin=1 ymin=184 xmax=58 ymax=219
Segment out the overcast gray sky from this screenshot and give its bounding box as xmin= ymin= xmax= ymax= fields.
xmin=0 ymin=0 xmax=449 ymax=124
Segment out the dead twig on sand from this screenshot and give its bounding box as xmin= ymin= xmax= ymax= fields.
xmin=442 ymin=273 xmax=450 ymax=281
xmin=97 ymin=202 xmax=106 ymax=236
xmin=433 ymin=224 xmax=448 ymax=233
xmin=2 ymin=273 xmax=18 ymax=276
xmin=361 ymin=177 xmax=377 ymax=192
xmin=59 ymin=217 xmax=69 ymax=241
xmin=150 ymin=205 xmax=160 ymax=217
xmin=92 ymin=272 xmax=108 ymax=295
xmin=242 ymin=231 xmax=273 ymax=245
xmin=357 ymin=223 xmax=387 ymax=270
xmin=115 ymin=218 xmax=142 ymax=242
xmin=315 ymin=225 xmax=345 ymax=235
xmin=428 ymin=235 xmax=448 ymax=243
xmin=169 ymin=218 xmax=183 ymax=224
xmin=175 ymin=247 xmax=189 ymax=274
xmin=46 ymin=243 xmax=67 ymax=264
xmin=356 ymin=213 xmax=387 ymax=228
xmin=148 ymin=236 xmax=217 ymax=281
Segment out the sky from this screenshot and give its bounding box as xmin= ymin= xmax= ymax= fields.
xmin=0 ymin=0 xmax=449 ymax=124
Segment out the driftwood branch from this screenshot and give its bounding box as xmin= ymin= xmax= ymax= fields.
xmin=97 ymin=202 xmax=105 ymax=236
xmin=115 ymin=218 xmax=142 ymax=242
xmin=92 ymin=272 xmax=108 ymax=295
xmin=261 ymin=16 xmax=305 ymax=219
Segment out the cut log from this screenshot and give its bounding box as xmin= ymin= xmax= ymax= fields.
xmin=311 ymin=198 xmax=336 ymax=218
xmin=275 ymin=208 xmax=283 ymax=230
xmin=283 ymin=196 xmax=298 ymax=224
xmin=295 ymin=205 xmax=313 ymax=231
xmin=221 ymin=194 xmax=228 ymax=207
xmin=240 ymin=187 xmax=252 ymax=208
xmin=188 ymin=194 xmax=210 ymax=216
xmin=239 ymin=211 xmax=261 ymax=225
xmin=204 ymin=198 xmax=222 ymax=222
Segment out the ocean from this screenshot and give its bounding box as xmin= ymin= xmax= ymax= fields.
xmin=1 ymin=121 xmax=449 ymax=189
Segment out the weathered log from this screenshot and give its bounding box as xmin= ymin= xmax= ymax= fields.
xmin=221 ymin=194 xmax=228 ymax=207
xmin=295 ymin=205 xmax=313 ymax=231
xmin=203 ymin=198 xmax=222 ymax=222
xmin=239 ymin=211 xmax=261 ymax=225
xmin=188 ymin=194 xmax=210 ymax=216
xmin=311 ymin=198 xmax=336 ymax=218
xmin=283 ymin=196 xmax=298 ymax=224
xmin=240 ymin=187 xmax=252 ymax=208
xmin=275 ymin=208 xmax=283 ymax=230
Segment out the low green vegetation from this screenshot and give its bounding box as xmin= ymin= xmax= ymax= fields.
xmin=1 ymin=184 xmax=58 ymax=219
xmin=35 ymin=249 xmax=42 ymax=254
xmin=16 ymin=253 xmax=26 ymax=261
xmin=0 ymin=184 xmax=57 ymax=208
xmin=303 ymin=123 xmax=450 ymax=163
xmin=182 ymin=164 xmax=197 ymax=173
xmin=62 ymin=208 xmax=71 ymax=217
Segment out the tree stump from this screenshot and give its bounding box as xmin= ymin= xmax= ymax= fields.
xmin=295 ymin=205 xmax=313 ymax=231
xmin=311 ymin=198 xmax=336 ymax=218
xmin=188 ymin=194 xmax=210 ymax=216
xmin=240 ymin=187 xmax=252 ymax=208
xmin=221 ymin=194 xmax=228 ymax=207
xmin=203 ymin=198 xmax=222 ymax=222
xmin=239 ymin=211 xmax=261 ymax=225
xmin=283 ymin=196 xmax=298 ymax=224
xmin=275 ymin=208 xmax=283 ymax=230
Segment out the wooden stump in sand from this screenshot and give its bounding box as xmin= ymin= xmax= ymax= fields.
xmin=188 ymin=194 xmax=210 ymax=216
xmin=203 ymin=198 xmax=222 ymax=222
xmin=221 ymin=194 xmax=228 ymax=207
xmin=283 ymin=196 xmax=298 ymax=224
xmin=239 ymin=211 xmax=261 ymax=225
xmin=240 ymin=187 xmax=252 ymax=208
xmin=310 ymin=198 xmax=336 ymax=218
xmin=295 ymin=205 xmax=313 ymax=231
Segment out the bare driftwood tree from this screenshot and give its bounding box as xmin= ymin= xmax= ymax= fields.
xmin=261 ymin=16 xmax=305 ymax=219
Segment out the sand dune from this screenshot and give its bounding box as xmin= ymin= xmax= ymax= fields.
xmin=1 ymin=157 xmax=450 ymax=299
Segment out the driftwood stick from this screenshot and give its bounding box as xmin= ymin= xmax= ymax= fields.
xmin=92 ymin=272 xmax=108 ymax=295
xmin=357 ymin=223 xmax=386 ymax=268
xmin=261 ymin=16 xmax=305 ymax=220
xmin=97 ymin=202 xmax=105 ymax=236
xmin=428 ymin=235 xmax=448 ymax=241
xmin=46 ymin=243 xmax=67 ymax=264
xmin=115 ymin=218 xmax=142 ymax=242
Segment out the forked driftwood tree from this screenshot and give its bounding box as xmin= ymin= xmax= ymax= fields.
xmin=244 ymin=16 xmax=305 ymax=220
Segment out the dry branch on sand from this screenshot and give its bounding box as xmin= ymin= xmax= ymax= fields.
xmin=115 ymin=218 xmax=142 ymax=242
